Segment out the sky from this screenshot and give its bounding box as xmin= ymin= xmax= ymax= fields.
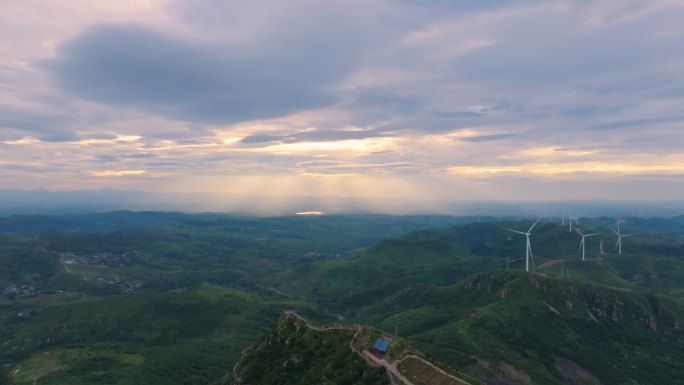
xmin=1 ymin=0 xmax=684 ymax=208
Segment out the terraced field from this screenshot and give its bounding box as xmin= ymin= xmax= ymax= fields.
xmin=399 ymin=356 xmax=472 ymax=385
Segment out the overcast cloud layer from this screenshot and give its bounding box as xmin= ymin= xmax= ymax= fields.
xmin=1 ymin=0 xmax=684 ymax=206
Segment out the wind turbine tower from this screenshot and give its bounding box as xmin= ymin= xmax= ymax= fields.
xmin=612 ymin=219 xmax=635 ymax=255
xmin=504 ymin=218 xmax=541 ymax=272
xmin=576 ymin=228 xmax=600 ymax=261
xmin=568 ymin=215 xmax=578 ymax=232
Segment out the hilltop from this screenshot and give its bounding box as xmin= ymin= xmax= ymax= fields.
xmin=230 ymin=312 xmax=482 ymax=385
xmin=229 ymin=313 xmax=389 ymax=385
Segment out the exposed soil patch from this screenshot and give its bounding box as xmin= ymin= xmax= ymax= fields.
xmin=554 ymin=355 xmax=603 ymax=385
xmin=400 ymin=356 xmax=468 ymax=385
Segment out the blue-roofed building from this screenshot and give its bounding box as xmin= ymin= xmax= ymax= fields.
xmin=370 ymin=337 xmax=390 ymax=354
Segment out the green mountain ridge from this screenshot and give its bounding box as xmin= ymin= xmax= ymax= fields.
xmin=272 ymin=237 xmax=504 ymax=310
xmin=272 ymin=221 xmax=684 ymax=311
xmin=229 ymin=314 xmax=388 ymax=385
xmin=355 ymin=270 xmax=684 ymax=385
xmin=269 ymin=220 xmax=684 ymax=384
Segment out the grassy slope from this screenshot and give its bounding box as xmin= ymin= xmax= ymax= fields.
xmin=357 ymin=270 xmax=684 ymax=385
xmin=2 ymin=284 xmax=319 ymax=385
xmin=269 ymin=220 xmax=684 ymax=384
xmin=0 ymin=234 xmax=58 ymax=286
xmin=272 ymin=237 xmax=504 ymax=310
xmin=273 ymin=220 xmax=684 ymax=312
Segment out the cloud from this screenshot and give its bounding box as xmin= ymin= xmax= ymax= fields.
xmin=89 ymin=170 xmax=147 ymax=177
xmin=0 ymin=104 xmax=77 ymax=142
xmin=239 ymin=128 xmax=392 ymax=145
xmin=296 ymin=160 xmax=420 ymax=176
xmin=45 ymin=23 xmax=356 ymax=124
xmin=591 ymin=115 xmax=684 ymax=130
xmin=434 ymin=111 xmax=486 ymax=118
xmin=461 ymin=133 xmax=517 ymax=142
xmin=390 ymin=0 xmax=543 ymax=15
xmin=346 ymin=87 xmax=422 ymax=115
xmin=450 ymin=6 xmax=683 ymax=87
xmin=2 ymin=0 xmax=684 ymax=202
xmin=239 ymin=134 xmax=285 ymax=144
xmin=45 ymin=0 xmax=408 ymax=126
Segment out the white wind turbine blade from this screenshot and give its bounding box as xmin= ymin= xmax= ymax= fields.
xmin=611 ymin=226 xmax=619 ymax=235
xmin=575 ymin=228 xmax=585 ymax=237
xmin=527 ymin=217 xmax=542 ymax=232
xmin=615 ymin=237 xmax=621 ymax=249
xmin=622 ymin=234 xmax=636 ymax=237
xmin=578 ymin=238 xmax=584 ymax=253
xmin=504 ymin=228 xmax=527 ymax=235
xmin=585 ymin=233 xmax=600 ymax=237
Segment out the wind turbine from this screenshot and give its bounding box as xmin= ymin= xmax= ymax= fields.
xmin=504 ymin=218 xmax=542 ymax=272
xmin=612 ymin=219 xmax=635 ymax=255
xmin=560 ymin=202 xmax=566 ymax=226
xmin=568 ymin=215 xmax=578 ymax=232
xmin=472 ymin=202 xmax=481 ymax=223
xmin=576 ymin=228 xmax=600 ymax=261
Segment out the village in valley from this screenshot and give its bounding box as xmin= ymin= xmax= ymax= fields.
xmin=0 ymin=250 xmax=144 ymax=303
xmin=1 ymin=285 xmax=58 ymax=300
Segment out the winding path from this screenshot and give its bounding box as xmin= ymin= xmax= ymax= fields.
xmin=283 ymin=311 xmax=476 ymax=385
xmin=362 ymin=351 xmax=416 ymax=385
xmin=284 ymin=311 xmax=414 ymax=383
xmin=232 ymin=311 xmax=477 ymax=385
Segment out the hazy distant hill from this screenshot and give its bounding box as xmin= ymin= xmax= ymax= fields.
xmin=0 ymin=211 xmax=197 ymax=233
xmin=0 ymin=210 xmax=462 ymax=234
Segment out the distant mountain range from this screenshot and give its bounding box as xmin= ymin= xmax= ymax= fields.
xmin=1 ymin=189 xmax=684 ymax=216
